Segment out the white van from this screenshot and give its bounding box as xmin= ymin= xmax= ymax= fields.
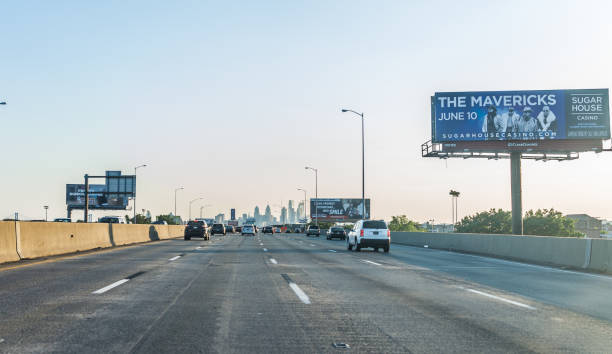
xmin=347 ymin=220 xmax=390 ymax=252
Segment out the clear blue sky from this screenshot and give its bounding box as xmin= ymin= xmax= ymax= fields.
xmin=1 ymin=0 xmax=611 ymax=222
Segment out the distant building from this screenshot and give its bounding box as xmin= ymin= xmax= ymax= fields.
xmin=566 ymin=214 xmax=602 ymax=238
xmin=297 ymin=202 xmax=304 ymax=222
xmin=215 ymin=213 xmax=225 ymax=224
xmin=280 ymin=207 xmax=287 ymax=224
xmin=288 ymin=200 xmax=296 ymax=224
xmin=264 ymin=205 xmax=272 ymax=225
xmin=254 ymin=206 xmax=261 ymax=224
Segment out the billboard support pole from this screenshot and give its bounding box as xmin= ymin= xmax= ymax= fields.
xmin=510 ymin=152 xmax=523 ymax=235
xmin=84 ymin=174 xmax=89 ymax=223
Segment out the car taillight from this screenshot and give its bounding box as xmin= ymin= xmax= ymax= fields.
xmin=360 ymin=229 xmax=364 ymax=237
xmin=387 ymin=229 xmax=391 ymax=238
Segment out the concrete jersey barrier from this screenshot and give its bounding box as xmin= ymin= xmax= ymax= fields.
xmin=391 ymin=231 xmax=612 ymax=274
xmin=18 ymin=222 xmax=112 ymax=259
xmin=0 ymin=221 xmax=20 ymax=263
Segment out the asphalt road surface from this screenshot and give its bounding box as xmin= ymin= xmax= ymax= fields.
xmin=1 ymin=233 xmax=612 ymax=353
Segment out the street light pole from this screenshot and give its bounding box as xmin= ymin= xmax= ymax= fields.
xmin=44 ymin=205 xmax=49 ymax=221
xmin=189 ymin=197 xmax=204 ymax=221
xmin=305 ymin=166 xmax=318 ymax=226
xmin=174 ymin=187 xmax=184 ymax=217
xmin=133 ymin=164 xmax=147 ymax=223
xmin=297 ymin=188 xmax=307 ymax=222
xmin=341 ymin=109 xmax=366 ymax=220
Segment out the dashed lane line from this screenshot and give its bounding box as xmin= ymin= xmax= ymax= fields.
xmin=361 ymin=259 xmax=383 ymax=266
xmin=92 ymin=279 xmax=129 ymax=294
xmin=463 ymin=287 xmax=536 ymax=310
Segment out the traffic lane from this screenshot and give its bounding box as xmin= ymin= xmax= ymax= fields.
xmin=126 ymin=234 xmax=331 ymax=353
xmin=384 ymin=242 xmax=612 ymax=323
xmin=267 ymin=233 xmax=612 ymax=352
xmin=295 ymin=233 xmax=612 ymax=322
xmin=0 ymin=236 xmax=230 ymax=353
xmin=0 ymin=236 xmax=217 ymax=314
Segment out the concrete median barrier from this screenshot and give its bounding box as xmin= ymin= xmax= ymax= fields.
xmin=110 ymin=224 xmax=153 ymax=246
xmin=167 ymin=225 xmax=186 ymax=239
xmin=18 ymin=222 xmax=112 ymax=259
xmin=588 ymin=239 xmax=612 ymax=273
xmin=0 ymin=221 xmax=20 ymax=263
xmin=0 ymin=222 xmax=188 ymax=265
xmin=392 ymin=231 xmax=601 ymax=272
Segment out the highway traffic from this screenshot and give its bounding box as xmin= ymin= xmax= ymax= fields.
xmin=1 ymin=232 xmax=611 ymax=353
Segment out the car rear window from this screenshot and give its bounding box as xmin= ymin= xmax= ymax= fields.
xmin=362 ymin=221 xmax=387 ymax=229
xmin=331 ymin=227 xmax=344 ymax=231
xmin=188 ymin=221 xmax=204 ymax=226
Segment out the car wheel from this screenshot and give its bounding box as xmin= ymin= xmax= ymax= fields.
xmin=354 ymin=239 xmax=361 ymax=252
xmin=184 ymin=236 xmax=190 ymax=241
xmin=347 ymin=238 xmax=353 ymax=250
xmin=384 ymin=246 xmax=390 ymax=253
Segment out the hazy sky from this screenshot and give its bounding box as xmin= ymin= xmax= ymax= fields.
xmin=1 ymin=0 xmax=611 ymax=222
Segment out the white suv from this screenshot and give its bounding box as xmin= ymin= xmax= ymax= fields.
xmin=347 ymin=220 xmax=390 ymax=252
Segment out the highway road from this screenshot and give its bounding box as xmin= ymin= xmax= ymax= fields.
xmin=1 ymin=233 xmax=612 ymax=353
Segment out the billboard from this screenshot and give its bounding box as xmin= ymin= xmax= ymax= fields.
xmin=310 ymin=198 xmax=370 ymax=222
xmin=432 ymin=89 xmax=610 ymax=142
xmin=231 ymin=208 xmax=236 ymax=220
xmin=66 ymin=184 xmax=130 ymax=209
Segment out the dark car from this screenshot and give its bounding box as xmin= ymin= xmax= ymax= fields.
xmin=235 ymin=226 xmax=242 ymax=233
xmin=211 ymin=223 xmax=226 ymax=236
xmin=226 ymin=225 xmax=235 ymax=233
xmin=306 ymin=225 xmax=320 ymax=237
xmin=327 ymin=226 xmax=347 ymax=240
xmin=262 ymin=226 xmax=274 ymax=234
xmin=185 ymin=220 xmax=209 ymax=240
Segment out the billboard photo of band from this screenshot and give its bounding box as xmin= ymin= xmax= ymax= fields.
xmin=433 ymin=89 xmax=609 ymax=142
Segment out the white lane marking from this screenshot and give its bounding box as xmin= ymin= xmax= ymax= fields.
xmin=310 ymin=244 xmax=316 ymax=247
xmin=169 ymin=255 xmax=182 ymax=261
xmin=329 ymin=250 xmax=337 ymax=253
xmin=361 ymin=259 xmax=383 ymax=266
xmin=263 ymin=248 xmax=268 ymax=252
xmin=270 ymin=258 xmax=278 ymax=264
xmin=196 ymin=246 xmax=203 ymax=250
xmin=289 ymin=283 xmax=311 ymax=304
xmin=260 ymin=243 xmax=264 ymax=246
xmin=464 ymin=288 xmax=536 ymax=310
xmin=92 ymin=279 xmax=129 ymax=294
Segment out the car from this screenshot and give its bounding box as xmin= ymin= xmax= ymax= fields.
xmin=185 ymin=220 xmax=209 ymax=240
xmin=151 ymin=220 xmax=168 ymax=225
xmin=327 ymin=226 xmax=347 ymax=240
xmin=347 ymin=220 xmax=390 ymax=252
xmin=53 ymin=218 xmax=72 ymax=223
xmin=225 ymin=225 xmax=235 ymax=233
xmin=98 ymin=216 xmax=126 ymax=224
xmin=274 ymin=227 xmax=281 ymax=233
xmin=241 ymin=225 xmax=255 ymax=236
xmin=306 ymin=225 xmax=320 ymax=237
xmin=211 ymin=223 xmax=226 ymax=235
xmin=235 ymin=226 xmax=242 ymax=233
xmin=262 ymin=226 xmax=274 ymax=234
xmin=294 ymin=227 xmax=302 ymax=233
